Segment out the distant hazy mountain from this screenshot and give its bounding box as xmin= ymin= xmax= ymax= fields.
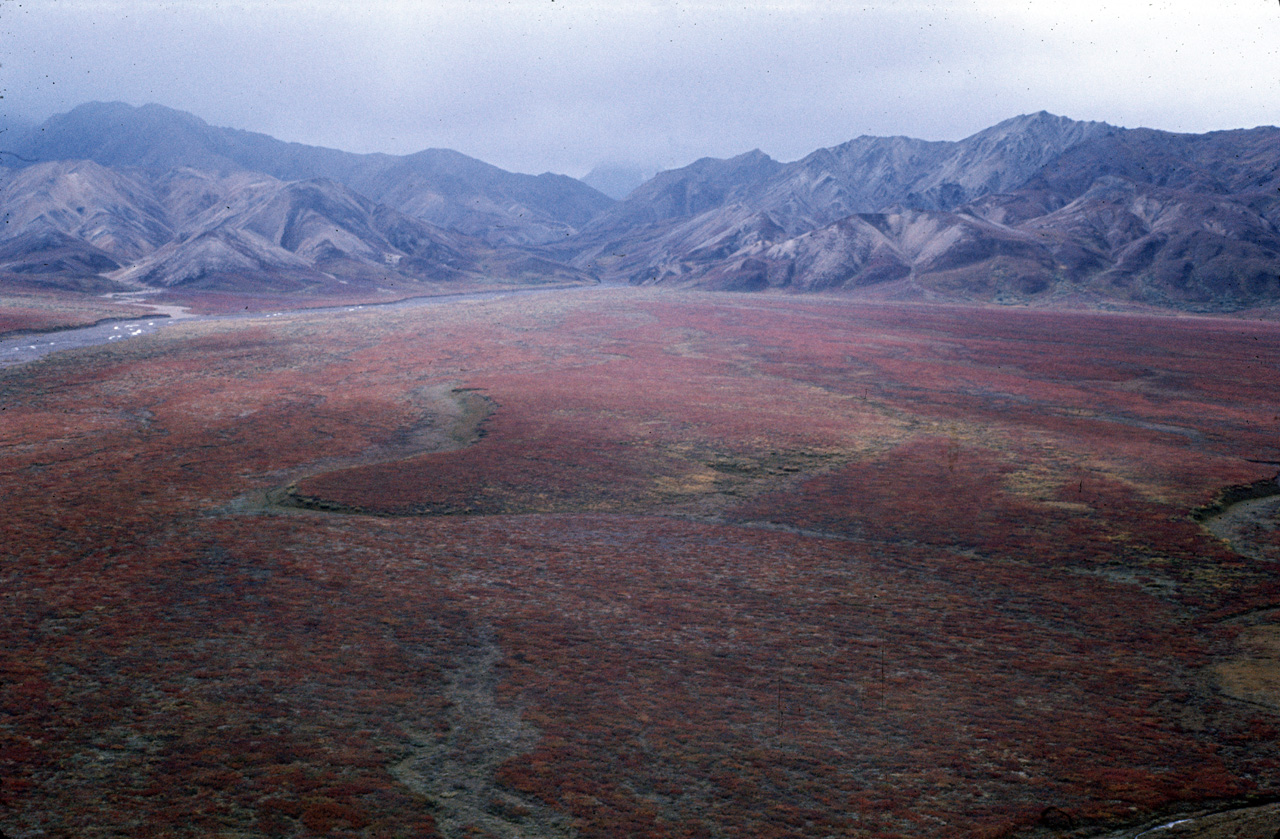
xmin=0 ymin=114 xmax=35 ymax=156
xmin=3 ymin=103 xmax=1278 ymax=310
xmin=9 ymin=102 xmax=614 ymax=247
xmin=342 ymin=148 xmax=613 ymax=246
xmin=580 ymin=163 xmax=658 ymax=200
xmin=563 ymin=113 xmax=1280 ymax=311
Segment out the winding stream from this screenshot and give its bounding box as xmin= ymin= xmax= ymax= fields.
xmin=1 ymin=310 xmax=181 ymax=366
xmin=0 ymin=286 xmax=578 ymax=368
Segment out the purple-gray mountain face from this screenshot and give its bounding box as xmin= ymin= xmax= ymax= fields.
xmin=0 ymin=160 xmax=588 ymax=292
xmin=3 ymin=104 xmax=1278 ymax=310
xmin=566 ymin=113 xmax=1280 ymax=310
xmin=0 ymin=103 xmax=606 ymax=292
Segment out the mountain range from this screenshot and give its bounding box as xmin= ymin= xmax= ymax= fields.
xmin=3 ymin=102 xmax=1278 ymax=311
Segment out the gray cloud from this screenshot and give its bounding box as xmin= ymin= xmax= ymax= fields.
xmin=2 ymin=0 xmax=1277 ymax=176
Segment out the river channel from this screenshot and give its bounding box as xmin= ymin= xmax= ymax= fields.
xmin=0 ymin=287 xmax=574 ymax=368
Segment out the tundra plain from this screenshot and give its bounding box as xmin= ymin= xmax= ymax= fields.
xmin=2 ymin=288 xmax=1279 ymax=838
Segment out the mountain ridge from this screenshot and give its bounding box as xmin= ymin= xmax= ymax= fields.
xmin=4 ymin=102 xmax=1279 ymax=311
xmin=9 ymin=102 xmax=615 ymax=248
xmin=0 ymin=157 xmax=593 ymax=292
xmin=561 ymin=112 xmax=1280 ymax=310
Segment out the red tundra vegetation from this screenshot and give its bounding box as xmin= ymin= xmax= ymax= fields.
xmin=1 ymin=288 xmax=1279 ymax=838
xmin=0 ymin=289 xmax=158 ymax=336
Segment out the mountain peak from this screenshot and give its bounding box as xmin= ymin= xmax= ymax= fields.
xmin=966 ymin=111 xmax=1111 ymax=142
xmin=8 ymin=102 xmax=612 ymax=247
xmin=57 ymin=100 xmax=212 ymax=131
xmin=5 ymin=102 xmax=1279 ymax=311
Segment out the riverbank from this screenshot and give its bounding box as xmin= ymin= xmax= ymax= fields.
xmin=0 ymin=290 xmax=160 ymax=338
xmin=0 ymin=284 xmax=586 ymax=367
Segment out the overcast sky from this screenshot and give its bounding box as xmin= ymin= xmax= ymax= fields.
xmin=1 ymin=0 xmax=1277 ymax=176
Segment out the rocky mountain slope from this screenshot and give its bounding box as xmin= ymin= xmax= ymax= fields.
xmin=562 ymin=113 xmax=1280 ymax=310
xmin=8 ymin=102 xmax=614 ymax=247
xmin=3 ymin=103 xmax=1278 ymax=310
xmin=0 ymin=159 xmax=588 ymax=292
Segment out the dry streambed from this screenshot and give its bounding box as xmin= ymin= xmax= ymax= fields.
xmin=1201 ymin=486 xmax=1280 ymax=564
xmin=1099 ymin=479 xmax=1280 ymax=839
xmin=233 ymin=368 xmax=1280 ymax=839
xmin=223 ymin=383 xmax=494 ymax=516
xmin=390 ymin=628 xmax=575 ymax=839
xmin=1196 ymin=478 xmax=1280 ymax=714
xmin=1090 ymin=800 xmax=1280 ymax=839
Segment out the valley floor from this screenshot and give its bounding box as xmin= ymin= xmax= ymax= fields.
xmin=2 ymin=288 xmax=1279 ymax=838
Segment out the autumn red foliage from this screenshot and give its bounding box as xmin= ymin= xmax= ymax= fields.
xmin=2 ymin=288 xmax=1278 ymax=837
xmin=0 ymin=289 xmax=157 ymax=337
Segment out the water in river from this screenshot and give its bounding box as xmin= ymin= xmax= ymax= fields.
xmin=0 ymin=287 xmax=572 ymax=368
